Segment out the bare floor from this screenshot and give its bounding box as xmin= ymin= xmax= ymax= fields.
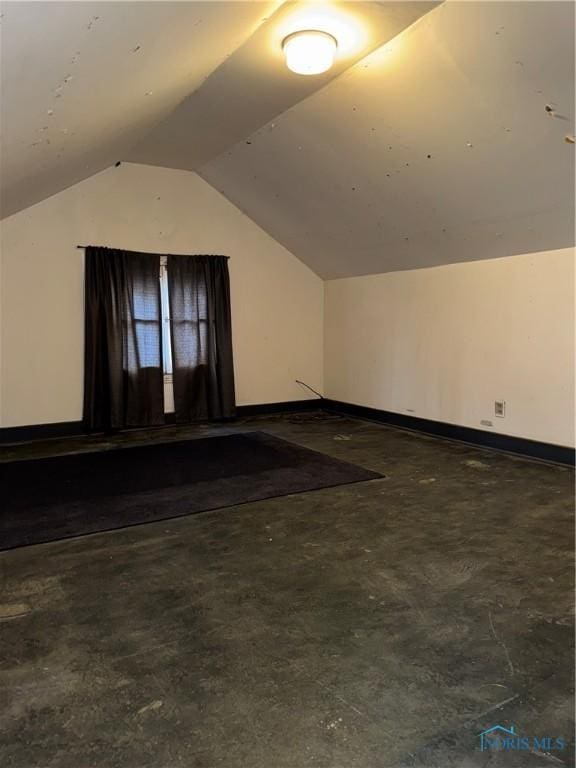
xmin=0 ymin=412 xmax=574 ymax=767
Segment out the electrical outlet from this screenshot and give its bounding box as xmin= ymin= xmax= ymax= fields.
xmin=480 ymin=419 xmax=493 ymax=427
xmin=495 ymin=400 xmax=506 ymax=417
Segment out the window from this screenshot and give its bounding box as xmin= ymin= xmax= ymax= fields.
xmin=159 ymin=256 xmax=174 ymax=413
xmin=126 ymin=268 xmax=162 ymax=374
xmin=170 ymin=283 xmax=209 ymax=369
xmin=159 ymin=258 xmax=173 ymax=375
xmin=157 ymin=258 xmax=209 ymax=414
xmin=134 ymin=256 xmax=215 ymax=415
xmin=83 ymin=247 xmax=234 ymax=429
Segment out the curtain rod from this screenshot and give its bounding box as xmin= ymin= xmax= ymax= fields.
xmin=76 ymin=246 xmax=229 ymax=258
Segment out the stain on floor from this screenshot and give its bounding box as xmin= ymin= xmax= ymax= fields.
xmin=0 ymin=412 xmax=573 ymax=767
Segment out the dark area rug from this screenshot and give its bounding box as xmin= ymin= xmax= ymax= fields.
xmin=0 ymin=431 xmax=382 ymax=550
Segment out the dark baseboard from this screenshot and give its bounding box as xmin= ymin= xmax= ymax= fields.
xmin=322 ymin=399 xmax=575 ymax=467
xmin=0 ymin=400 xmax=323 ymax=445
xmin=236 ymin=399 xmax=321 ymax=417
xmin=0 ymin=420 xmax=86 ymax=445
xmin=2 ymin=398 xmax=573 ymax=466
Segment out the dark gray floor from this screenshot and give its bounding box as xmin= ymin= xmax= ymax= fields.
xmin=1 ymin=412 xmax=574 ymax=768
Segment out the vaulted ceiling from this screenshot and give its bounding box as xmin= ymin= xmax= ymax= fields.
xmin=1 ymin=1 xmax=574 ymax=278
xmin=199 ymin=1 xmax=575 ymax=277
xmin=0 ymin=0 xmax=283 ymax=217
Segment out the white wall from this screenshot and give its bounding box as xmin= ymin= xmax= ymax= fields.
xmin=2 ymin=164 xmax=573 ymax=447
xmin=0 ymin=163 xmax=323 ymax=427
xmin=325 ymin=249 xmax=575 ymax=448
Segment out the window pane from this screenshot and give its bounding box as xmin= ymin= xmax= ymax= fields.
xmin=134 ymin=321 xmax=161 ymax=368
xmin=162 ymin=318 xmax=173 ymax=374
xmin=171 ymin=319 xmax=208 ymax=367
xmin=133 ymin=289 xmax=159 ymax=321
xmin=159 ymin=266 xmax=173 ymax=374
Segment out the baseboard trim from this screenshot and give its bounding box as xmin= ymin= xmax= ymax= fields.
xmin=0 ymin=420 xmax=86 ymax=445
xmin=0 ymin=400 xmax=323 ymax=445
xmin=322 ymin=399 xmax=575 ymax=467
xmin=236 ymin=399 xmax=321 ymax=417
xmin=2 ymin=399 xmax=573 ymax=466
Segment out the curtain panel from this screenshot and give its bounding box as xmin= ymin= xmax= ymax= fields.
xmin=83 ymin=247 xmax=164 ymax=431
xmin=167 ymin=255 xmax=235 ymax=422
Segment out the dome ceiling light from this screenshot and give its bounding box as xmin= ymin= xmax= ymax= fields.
xmin=282 ymin=30 xmax=338 ymax=76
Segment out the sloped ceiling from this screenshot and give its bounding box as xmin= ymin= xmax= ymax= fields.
xmin=0 ymin=0 xmax=436 ymax=219
xmin=1 ymin=1 xmax=574 ymax=279
xmin=128 ymin=1 xmax=438 ymax=170
xmin=199 ymin=1 xmax=575 ymax=278
xmin=0 ymin=0 xmax=282 ymax=218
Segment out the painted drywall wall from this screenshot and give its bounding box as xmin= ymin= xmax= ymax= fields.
xmin=324 ymin=248 xmax=575 ymax=447
xmin=0 ymin=163 xmax=323 ymax=427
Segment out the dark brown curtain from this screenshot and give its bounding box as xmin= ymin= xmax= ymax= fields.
xmin=83 ymin=247 xmax=164 ymax=431
xmin=167 ymin=255 xmax=235 ymax=422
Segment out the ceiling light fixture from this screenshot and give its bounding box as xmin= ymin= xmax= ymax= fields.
xmin=282 ymin=30 xmax=338 ymax=76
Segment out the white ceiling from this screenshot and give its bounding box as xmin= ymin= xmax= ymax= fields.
xmin=128 ymin=1 xmax=438 ymax=170
xmin=0 ymin=0 xmax=282 ymax=218
xmin=0 ymin=0 xmax=435 ymax=219
xmin=1 ymin=1 xmax=574 ymax=278
xmin=199 ymin=1 xmax=575 ymax=278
